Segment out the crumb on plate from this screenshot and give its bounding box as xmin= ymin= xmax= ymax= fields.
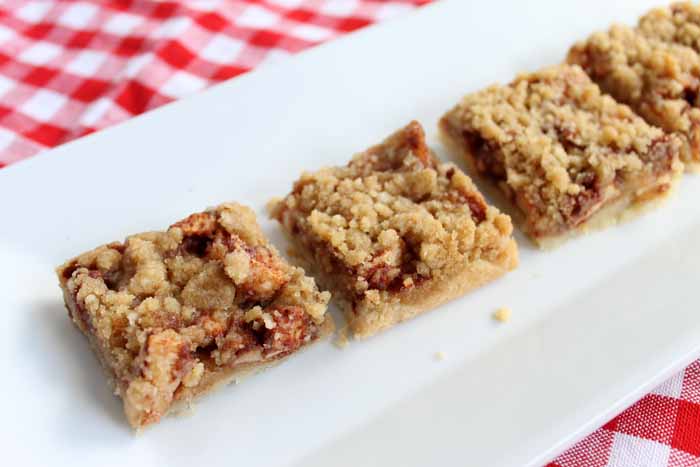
xmin=334 ymin=325 xmax=350 ymax=349
xmin=493 ymin=306 xmax=512 ymax=323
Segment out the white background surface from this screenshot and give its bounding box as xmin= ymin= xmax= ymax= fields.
xmin=2 ymin=1 xmax=699 ymax=466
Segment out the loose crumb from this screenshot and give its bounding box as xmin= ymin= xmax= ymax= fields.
xmin=172 ymin=401 xmax=196 ymax=418
xmin=334 ymin=325 xmax=350 ymax=349
xmin=493 ymin=307 xmax=512 ymax=323
xmin=435 ymin=351 xmax=447 ymax=361
xmin=265 ymin=197 xmax=283 ymax=216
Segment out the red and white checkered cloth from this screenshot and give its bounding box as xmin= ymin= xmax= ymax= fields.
xmin=0 ymin=0 xmax=430 ymax=166
xmin=548 ymin=361 xmax=700 ymax=467
xmin=1 ymin=1 xmax=699 ymax=466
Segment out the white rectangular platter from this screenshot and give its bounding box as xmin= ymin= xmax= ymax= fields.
xmin=2 ymin=1 xmax=700 ymax=466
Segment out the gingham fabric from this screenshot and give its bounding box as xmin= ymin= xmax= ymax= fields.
xmin=1 ymin=1 xmax=699 ymax=466
xmin=548 ymin=361 xmax=700 ymax=467
xmin=0 ymin=0 xmax=430 ymax=166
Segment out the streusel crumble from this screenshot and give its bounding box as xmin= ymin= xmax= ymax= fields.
xmin=440 ymin=65 xmax=683 ymax=247
xmin=638 ymin=2 xmax=700 ymax=53
xmin=56 ymin=203 xmax=331 ymax=429
xmin=568 ymin=24 xmax=700 ymax=169
xmin=270 ymin=121 xmax=518 ymax=338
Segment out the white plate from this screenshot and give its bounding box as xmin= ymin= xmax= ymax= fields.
xmin=3 ymin=1 xmax=700 ymax=465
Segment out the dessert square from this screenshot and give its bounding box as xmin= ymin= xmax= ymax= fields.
xmin=567 ymin=24 xmax=700 ymax=170
xmin=440 ymin=64 xmax=683 ymax=247
xmin=56 ymin=203 xmax=331 ymax=429
xmin=270 ymin=121 xmax=518 ymax=338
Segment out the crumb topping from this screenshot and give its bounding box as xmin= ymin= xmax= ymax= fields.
xmin=567 ymin=25 xmax=700 ymax=163
xmin=271 ymin=121 xmax=514 ymax=304
xmin=442 ymin=64 xmax=682 ymax=238
xmin=57 ymin=203 xmax=330 ymax=427
xmin=639 ymin=2 xmax=700 ymax=53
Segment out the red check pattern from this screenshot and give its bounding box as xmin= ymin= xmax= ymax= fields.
xmin=548 ymin=361 xmax=700 ymax=467
xmin=0 ymin=2 xmax=699 ymax=466
xmin=0 ymin=0 xmax=431 ymax=167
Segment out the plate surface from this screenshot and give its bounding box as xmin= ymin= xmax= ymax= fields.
xmin=3 ymin=1 xmax=700 ymax=466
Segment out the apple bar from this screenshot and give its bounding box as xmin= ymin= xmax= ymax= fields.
xmin=568 ymin=24 xmax=700 ymax=170
xmin=56 ymin=203 xmax=331 ymax=429
xmin=440 ymin=64 xmax=683 ymax=248
xmin=270 ymin=121 xmax=518 ymax=338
